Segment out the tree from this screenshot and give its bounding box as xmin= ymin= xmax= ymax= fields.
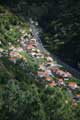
xmin=43 ymin=87 xmax=75 ymax=120
xmin=0 ymin=80 xmax=46 ymax=120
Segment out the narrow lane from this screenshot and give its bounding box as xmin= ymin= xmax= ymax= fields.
xmin=29 ymin=23 xmax=48 ymax=54
xmin=29 ymin=20 xmax=80 ymax=79
xmin=28 ymin=20 xmax=80 ymax=100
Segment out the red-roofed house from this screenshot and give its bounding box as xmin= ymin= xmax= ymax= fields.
xmin=68 ymin=82 xmax=78 ymax=89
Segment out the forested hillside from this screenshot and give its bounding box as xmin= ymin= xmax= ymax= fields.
xmin=1 ymin=0 xmax=80 ymax=70
xmin=0 ymin=1 xmax=80 ymax=120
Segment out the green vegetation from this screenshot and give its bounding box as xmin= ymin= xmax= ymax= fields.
xmin=1 ymin=0 xmax=80 ymax=69
xmin=0 ymin=1 xmax=80 ymax=120
xmin=0 ymin=5 xmax=29 ymax=49
xmin=4 ymin=0 xmax=80 ymax=70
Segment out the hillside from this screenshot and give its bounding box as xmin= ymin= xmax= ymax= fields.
xmin=0 ymin=3 xmax=80 ymax=120
xmin=1 ymin=0 xmax=80 ymax=70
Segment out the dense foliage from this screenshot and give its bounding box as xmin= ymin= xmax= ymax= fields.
xmin=1 ymin=0 xmax=80 ymax=70
xmin=0 ymin=1 xmax=80 ymax=120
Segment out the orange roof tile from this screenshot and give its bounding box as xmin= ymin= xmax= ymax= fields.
xmin=68 ymin=82 xmax=78 ymax=88
xmin=68 ymin=82 xmax=77 ymax=86
xmin=76 ymin=94 xmax=80 ymax=97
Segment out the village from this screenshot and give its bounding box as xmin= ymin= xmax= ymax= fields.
xmin=0 ymin=26 xmax=80 ymax=107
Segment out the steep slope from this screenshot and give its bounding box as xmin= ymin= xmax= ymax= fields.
xmin=1 ymin=0 xmax=80 ymax=70
xmin=0 ymin=4 xmax=80 ymax=120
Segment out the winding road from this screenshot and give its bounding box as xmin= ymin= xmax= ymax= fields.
xmin=29 ymin=20 xmax=80 ymax=79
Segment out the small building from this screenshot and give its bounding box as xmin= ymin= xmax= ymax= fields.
xmin=0 ymin=48 xmax=3 ymax=53
xmin=45 ymin=76 xmax=53 ymax=82
xmin=48 ymin=81 xmax=56 ymax=87
xmin=58 ymin=78 xmax=65 ymax=86
xmin=31 ymin=38 xmax=36 ymax=42
xmin=39 ymin=64 xmax=46 ymax=71
xmin=37 ymin=71 xmax=45 ymax=78
xmin=27 ymin=45 xmax=35 ymax=50
xmin=68 ymin=82 xmax=78 ymax=89
xmin=16 ymin=47 xmax=23 ymax=52
xmin=9 ymin=51 xmax=20 ymax=58
xmin=30 ymin=52 xmax=36 ymax=57
xmin=31 ymin=48 xmax=37 ymax=52
xmin=45 ymin=69 xmax=53 ymax=76
xmin=76 ymin=94 xmax=80 ymax=99
xmin=72 ymin=99 xmax=78 ymax=108
xmin=63 ymin=72 xmax=72 ymax=78
xmin=47 ymin=56 xmax=53 ymax=62
xmin=0 ymin=41 xmax=2 ymax=45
